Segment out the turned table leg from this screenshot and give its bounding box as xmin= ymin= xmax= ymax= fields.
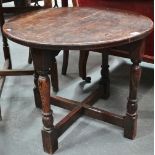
xmin=31 ymin=48 xmax=60 ymax=154
xmin=100 ymin=52 xmax=110 ymax=99
xmin=124 ymin=62 xmax=140 ymax=139
xmin=38 ymin=71 xmax=58 ymax=154
xmin=124 ymin=40 xmax=145 ymax=139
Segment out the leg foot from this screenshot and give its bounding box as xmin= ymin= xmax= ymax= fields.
xmin=42 ymin=129 xmax=58 ymax=154
xmin=124 ymin=114 xmax=137 ymax=139
xmin=84 ymin=76 xmax=91 ymax=83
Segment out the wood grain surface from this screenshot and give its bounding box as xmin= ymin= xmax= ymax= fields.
xmin=3 ymin=7 xmax=153 ymax=50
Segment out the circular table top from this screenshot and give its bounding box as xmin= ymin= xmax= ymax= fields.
xmin=3 ymin=7 xmax=153 ymax=50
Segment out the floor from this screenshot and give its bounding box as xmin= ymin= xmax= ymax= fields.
xmin=0 ymin=2 xmax=154 ymax=155
xmin=0 ymin=38 xmax=154 ymax=155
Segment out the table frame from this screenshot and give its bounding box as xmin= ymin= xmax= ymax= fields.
xmin=31 ymin=39 xmax=145 ymax=154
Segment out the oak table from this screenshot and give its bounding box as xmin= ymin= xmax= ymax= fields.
xmin=3 ymin=7 xmax=153 ymax=154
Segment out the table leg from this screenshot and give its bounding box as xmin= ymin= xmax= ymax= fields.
xmin=124 ymin=40 xmax=145 ymax=139
xmin=62 ymin=50 xmax=69 ymax=75
xmin=31 ymin=48 xmax=60 ymax=154
xmin=50 ymin=57 xmax=59 ymax=92
xmin=33 ymin=71 xmax=42 ymax=109
xmin=0 ymin=2 xmax=12 ymax=69
xmin=100 ymin=52 xmax=110 ymax=99
xmin=79 ymin=50 xmax=91 ymax=83
xmin=28 ymin=49 xmax=32 ymax=64
xmin=38 ymin=71 xmax=58 ymax=154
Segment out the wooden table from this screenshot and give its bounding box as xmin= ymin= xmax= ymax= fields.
xmin=3 ymin=7 xmax=153 ymax=154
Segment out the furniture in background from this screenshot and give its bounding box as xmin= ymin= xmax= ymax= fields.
xmin=62 ymin=0 xmax=154 ymax=81
xmin=0 ymin=0 xmax=59 ymax=120
xmin=61 ymin=0 xmax=92 ymax=82
xmin=3 ymin=7 xmax=153 ymax=154
xmin=2 ymin=0 xmax=40 ymax=6
xmin=0 ymin=0 xmax=82 ymax=121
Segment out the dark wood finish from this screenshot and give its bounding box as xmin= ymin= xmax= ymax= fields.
xmin=28 ymin=49 xmax=32 ymax=64
xmin=50 ymin=95 xmax=79 ymax=110
xmin=0 ymin=0 xmax=60 ymax=119
xmin=50 ymin=58 xmax=59 ymax=92
xmin=62 ymin=50 xmax=69 ymax=75
xmin=0 ymin=70 xmax=34 ymax=76
xmin=3 ymin=8 xmax=153 ymax=50
xmin=55 ymin=106 xmax=83 ymax=137
xmin=31 ymin=48 xmax=60 ymax=154
xmin=83 ymin=105 xmax=124 ymax=128
xmin=61 ymin=0 xmax=76 ymax=77
xmin=77 ymin=0 xmax=153 ymax=83
xmin=39 ymin=72 xmax=58 ymax=154
xmin=0 ymin=2 xmax=12 ymax=69
xmin=81 ymin=88 xmax=102 ymax=106
xmin=100 ymin=52 xmax=110 ymax=99
xmin=79 ymin=50 xmax=91 ymax=82
xmin=3 ymin=7 xmax=153 ymax=154
xmin=124 ymin=40 xmax=145 ymax=139
xmin=44 ymin=0 xmax=52 ymax=7
xmin=77 ymin=0 xmax=154 ymax=62
xmin=33 ymin=71 xmax=42 ymax=108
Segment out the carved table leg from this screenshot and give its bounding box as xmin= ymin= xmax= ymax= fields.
xmin=38 ymin=72 xmax=58 ymax=154
xmin=31 ymin=48 xmax=59 ymax=154
xmin=33 ymin=71 xmax=42 ymax=109
xmin=124 ymin=40 xmax=145 ymax=139
xmin=99 ymin=52 xmax=110 ymax=99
